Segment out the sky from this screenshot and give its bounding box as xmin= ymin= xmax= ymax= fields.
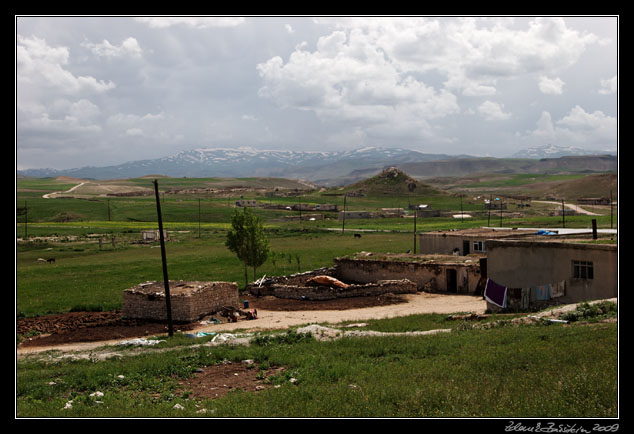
xmin=16 ymin=16 xmax=618 ymax=170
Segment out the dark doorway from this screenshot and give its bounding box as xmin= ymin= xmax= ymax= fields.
xmin=462 ymin=240 xmax=470 ymax=255
xmin=446 ymin=269 xmax=457 ymax=292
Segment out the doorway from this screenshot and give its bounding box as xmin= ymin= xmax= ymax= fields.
xmin=462 ymin=240 xmax=470 ymax=255
xmin=446 ymin=269 xmax=457 ymax=293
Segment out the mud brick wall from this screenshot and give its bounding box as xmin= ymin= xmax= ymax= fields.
xmin=334 ymin=257 xmax=480 ymax=294
xmin=268 ymin=279 xmax=417 ymax=301
xmin=122 ymin=281 xmax=239 ymax=322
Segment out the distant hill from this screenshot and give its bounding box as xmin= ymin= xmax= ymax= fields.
xmin=342 ymin=167 xmax=445 ymax=198
xmin=511 ymin=144 xmax=617 ymax=159
xmin=17 ymin=146 xmax=461 ymax=183
xmin=399 ymin=155 xmax=617 ymax=179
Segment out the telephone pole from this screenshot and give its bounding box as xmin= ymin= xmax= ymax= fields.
xmin=153 ymin=179 xmax=174 ymax=337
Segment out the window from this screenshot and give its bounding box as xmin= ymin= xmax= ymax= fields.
xmin=472 ymin=240 xmax=485 ymax=252
xmin=572 ymin=260 xmax=594 ymax=279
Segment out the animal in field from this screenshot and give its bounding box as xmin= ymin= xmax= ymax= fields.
xmin=354 ymin=233 xmax=362 ymax=238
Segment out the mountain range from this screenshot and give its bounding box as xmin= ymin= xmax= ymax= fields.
xmin=17 ymin=145 xmax=616 ymax=185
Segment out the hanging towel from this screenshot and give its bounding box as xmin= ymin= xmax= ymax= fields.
xmin=551 ymin=280 xmax=566 ymax=298
xmin=520 ymin=287 xmax=530 ymax=310
xmin=535 ymin=284 xmax=551 ymax=301
xmin=484 ymin=278 xmax=508 ymax=308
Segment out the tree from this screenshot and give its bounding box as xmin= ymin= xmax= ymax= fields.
xmin=225 ymin=207 xmax=270 ymax=288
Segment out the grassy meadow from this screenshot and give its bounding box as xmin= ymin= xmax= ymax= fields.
xmin=16 ymin=174 xmax=618 ymax=418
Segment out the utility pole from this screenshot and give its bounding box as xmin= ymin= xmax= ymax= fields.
xmin=487 ymin=194 xmax=492 ymax=227
xmin=198 ymin=198 xmax=201 ymax=238
xmin=610 ymin=190 xmax=613 ymax=229
xmin=342 ymin=194 xmax=347 ymax=234
xmin=413 ymin=208 xmax=417 ymax=254
xmin=562 ymin=199 xmax=566 ymax=228
xmin=153 ymin=179 xmax=174 ymax=337
xmin=24 ymin=201 xmax=27 ymax=240
xmin=460 ymin=195 xmax=464 ymax=223
xmin=107 ymin=200 xmax=111 ymax=221
xmin=499 ymin=198 xmax=503 ymax=227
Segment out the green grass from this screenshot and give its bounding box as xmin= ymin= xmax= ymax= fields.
xmin=16 ymin=318 xmax=617 ymax=417
xmin=16 ymin=229 xmax=416 ymax=317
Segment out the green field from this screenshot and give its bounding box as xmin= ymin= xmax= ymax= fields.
xmin=15 ymin=174 xmax=619 ymax=418
xmin=16 ymin=316 xmax=617 ymax=417
xmin=16 ymin=174 xmax=617 ymax=317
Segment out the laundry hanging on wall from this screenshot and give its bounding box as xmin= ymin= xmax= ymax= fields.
xmin=484 ymin=278 xmax=507 ymax=308
xmin=550 ymin=280 xmax=566 ymax=298
xmin=534 ymin=283 xmax=551 ymax=301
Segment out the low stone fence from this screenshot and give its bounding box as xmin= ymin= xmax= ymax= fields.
xmin=122 ymin=280 xmax=239 ymax=322
xmin=267 ymin=279 xmax=417 ymax=301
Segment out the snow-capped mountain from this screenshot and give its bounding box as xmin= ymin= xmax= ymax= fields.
xmin=17 ymin=146 xmax=458 ymax=182
xmin=512 ymin=144 xmax=616 ymax=159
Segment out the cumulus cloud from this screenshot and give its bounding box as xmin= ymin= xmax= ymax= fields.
xmin=478 ymin=101 xmax=511 ymax=120
xmin=17 ymin=35 xmax=115 ymax=94
xmin=522 ymin=106 xmax=616 ymax=148
xmin=538 ymin=76 xmax=565 ymax=95
xmin=257 ymin=17 xmax=600 ymax=143
xmin=257 ymin=25 xmax=460 ymax=142
xmin=134 ymin=17 xmax=245 ymax=29
xmin=82 ymin=37 xmax=142 ymax=58
xmin=599 ymin=75 xmax=617 ymax=94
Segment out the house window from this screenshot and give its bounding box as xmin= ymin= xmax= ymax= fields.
xmin=572 ymin=260 xmax=594 ymax=279
xmin=472 ymin=240 xmax=485 ymax=252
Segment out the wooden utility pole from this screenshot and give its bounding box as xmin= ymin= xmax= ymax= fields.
xmin=413 ymin=209 xmax=417 ymax=254
xmin=487 ymin=195 xmax=492 ymax=226
xmin=153 ymin=179 xmax=174 ymax=337
xmin=562 ymin=199 xmax=566 ymax=228
xmin=342 ymin=194 xmax=347 ymax=234
xmin=198 ymin=198 xmax=201 ymax=238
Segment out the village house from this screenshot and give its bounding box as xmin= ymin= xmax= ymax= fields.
xmin=485 ymin=238 xmax=617 ymax=309
xmin=418 ymin=228 xmax=537 ymax=256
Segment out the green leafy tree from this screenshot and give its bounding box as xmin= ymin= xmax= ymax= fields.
xmin=225 ymin=207 xmax=270 ymax=288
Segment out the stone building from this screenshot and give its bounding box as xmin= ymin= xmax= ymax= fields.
xmin=122 ymin=280 xmax=239 ymax=322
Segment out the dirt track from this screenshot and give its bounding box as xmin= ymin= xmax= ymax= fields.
xmin=16 ymin=292 xmax=487 ymax=356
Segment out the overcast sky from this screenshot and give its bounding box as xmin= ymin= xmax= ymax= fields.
xmin=16 ymin=16 xmax=618 ymax=170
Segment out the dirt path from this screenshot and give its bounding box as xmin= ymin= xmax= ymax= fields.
xmin=42 ymin=182 xmax=85 ymax=199
xmin=16 ymin=292 xmax=486 ymax=356
xmin=533 ymin=200 xmax=601 ymax=216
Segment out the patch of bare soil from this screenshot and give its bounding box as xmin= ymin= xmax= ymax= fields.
xmin=177 ymin=360 xmax=287 ymax=400
xmin=17 ymin=311 xmax=199 ymax=348
xmin=17 ymin=294 xmax=408 ymax=348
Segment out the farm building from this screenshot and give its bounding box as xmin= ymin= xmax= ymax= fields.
xmin=334 ymin=253 xmax=482 ymax=294
xmin=141 ymin=229 xmax=169 ymax=242
xmin=577 ymin=197 xmax=611 ymax=205
xmin=338 ymin=211 xmax=371 ymax=220
xmin=235 ymin=199 xmax=257 ymax=207
xmin=122 ymin=280 xmax=239 ymax=322
xmin=484 ymin=239 xmax=617 ymax=311
xmin=418 ymin=228 xmax=537 ymax=256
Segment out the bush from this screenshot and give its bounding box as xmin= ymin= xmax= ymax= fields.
xmin=560 ymin=301 xmax=617 ymax=322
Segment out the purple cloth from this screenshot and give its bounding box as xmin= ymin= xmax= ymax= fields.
xmin=485 ymin=278 xmax=507 ymax=308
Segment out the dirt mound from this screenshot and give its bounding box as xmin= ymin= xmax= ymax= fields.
xmin=177 ymin=360 xmax=287 ymax=401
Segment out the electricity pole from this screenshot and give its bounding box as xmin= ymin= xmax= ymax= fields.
xmin=153 ymin=179 xmax=174 ymax=337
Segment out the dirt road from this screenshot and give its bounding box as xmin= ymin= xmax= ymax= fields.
xmin=16 ymin=292 xmax=486 ymax=356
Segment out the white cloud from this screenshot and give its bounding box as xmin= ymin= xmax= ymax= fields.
xmin=82 ymin=37 xmax=142 ymax=58
xmin=134 ymin=17 xmax=245 ymax=29
xmin=17 ymin=35 xmax=115 ymax=94
xmin=522 ymin=106 xmax=616 ymax=147
xmin=285 ymin=24 xmax=295 ymax=34
xmin=599 ymin=75 xmax=617 ymax=94
xmin=478 ymin=100 xmax=511 ymax=120
xmin=257 ymin=25 xmax=460 ymax=142
xmin=538 ymin=76 xmax=565 ymax=95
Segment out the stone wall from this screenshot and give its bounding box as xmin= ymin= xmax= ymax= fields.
xmin=122 ymin=281 xmax=239 ymax=322
xmin=266 ymin=279 xmax=417 ymax=301
xmin=334 ymin=256 xmax=481 ymax=294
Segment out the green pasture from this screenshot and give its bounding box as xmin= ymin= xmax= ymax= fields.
xmin=16 ymin=175 xmax=617 ymax=318
xmin=16 ymin=317 xmax=617 ymax=417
